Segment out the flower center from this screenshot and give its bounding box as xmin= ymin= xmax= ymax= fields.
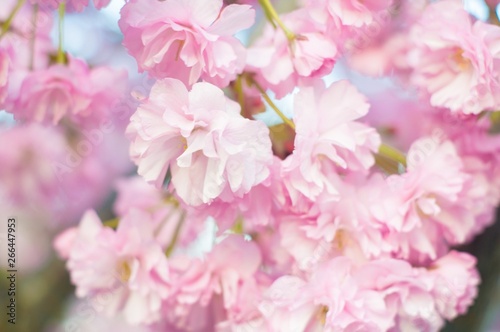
xmin=451 ymin=49 xmax=471 ymax=71
xmin=116 ymin=259 xmax=132 ymax=283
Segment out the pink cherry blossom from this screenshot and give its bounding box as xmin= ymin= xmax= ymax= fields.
xmin=247 ymin=8 xmax=338 ymax=98
xmin=59 ymin=209 xmax=171 ymax=325
xmin=119 ymin=0 xmax=254 ymax=87
xmin=409 ymin=0 xmax=500 ymax=114
xmin=283 ymin=80 xmax=380 ymax=201
xmin=127 ymin=78 xmax=273 ymax=206
xmin=0 ymin=124 xmax=67 ymax=207
xmin=30 ymin=0 xmax=111 ymax=11
xmin=7 ymin=57 xmax=127 ymax=126
xmin=152 ymin=235 xmax=268 ymax=330
xmin=309 ymin=0 xmax=394 ymax=27
xmin=0 ymin=49 xmax=8 ymax=108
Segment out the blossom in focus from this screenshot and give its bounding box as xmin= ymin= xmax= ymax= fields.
xmin=247 ymin=8 xmax=338 ymax=98
xmin=57 ymin=209 xmax=171 ymax=325
xmin=283 ymin=80 xmax=381 ymax=201
xmin=261 ymin=253 xmax=479 ymax=331
xmin=119 ymin=0 xmax=255 ymax=87
xmin=127 ymin=78 xmax=273 ymax=206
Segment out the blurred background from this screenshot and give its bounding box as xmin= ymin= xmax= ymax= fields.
xmin=0 ymin=0 xmax=500 ymax=331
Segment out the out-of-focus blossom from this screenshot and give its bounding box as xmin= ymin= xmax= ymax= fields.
xmin=119 ymin=0 xmax=254 ymax=87
xmin=0 ymin=49 xmax=9 ymax=108
xmin=309 ymin=0 xmax=394 ymax=27
xmin=30 ymin=0 xmax=112 ymax=11
xmin=7 ymin=57 xmax=127 ymax=126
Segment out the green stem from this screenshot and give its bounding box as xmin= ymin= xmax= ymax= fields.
xmin=489 ymin=6 xmax=500 ymax=26
xmin=257 ymin=0 xmax=295 ymax=42
xmin=378 ymin=143 xmax=407 ymax=168
xmin=235 ymin=75 xmax=246 ymax=115
xmin=165 ymin=212 xmax=186 ymax=257
xmin=0 ymin=0 xmax=27 ymax=40
xmin=29 ymin=5 xmax=38 ymax=70
xmin=103 ymin=217 xmax=119 ymax=229
xmin=247 ymin=75 xmax=296 ymax=130
xmin=56 ymin=2 xmax=66 ymax=64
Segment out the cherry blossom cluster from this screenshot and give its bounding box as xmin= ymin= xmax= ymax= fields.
xmin=1 ymin=0 xmax=500 ymax=331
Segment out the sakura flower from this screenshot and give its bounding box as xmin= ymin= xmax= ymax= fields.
xmin=30 ymin=0 xmax=111 ymax=11
xmin=426 ymin=251 xmax=480 ymax=320
xmin=59 ymin=209 xmax=171 ymax=325
xmin=282 ymin=80 xmax=380 ymax=201
xmin=155 ymin=235 xmax=268 ymax=330
xmin=119 ymin=0 xmax=255 ymax=87
xmin=113 ymin=176 xmax=166 ymax=217
xmin=127 ymin=78 xmax=273 ymax=206
xmin=409 ymin=0 xmax=500 ymax=114
xmin=261 ymin=254 xmax=479 ymax=331
xmin=261 ymin=257 xmax=396 ymax=332
xmin=0 ymin=49 xmax=8 ymax=107
xmin=247 ymin=8 xmax=338 ymax=98
xmin=0 ymin=124 xmax=67 ymax=207
xmin=309 ymin=0 xmax=394 ymax=27
xmin=8 ymin=57 xmax=127 ymax=126
xmin=0 ymin=0 xmax=54 ymax=70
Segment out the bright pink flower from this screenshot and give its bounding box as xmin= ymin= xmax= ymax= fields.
xmin=283 ymin=80 xmax=380 ymax=201
xmin=119 ymin=0 xmax=254 ymax=87
xmin=247 ymin=8 xmax=338 ymax=98
xmin=409 ymin=0 xmax=500 ymax=114
xmin=8 ymin=57 xmax=127 ymax=126
xmin=59 ymin=209 xmax=171 ymax=325
xmin=127 ymin=78 xmax=273 ymax=206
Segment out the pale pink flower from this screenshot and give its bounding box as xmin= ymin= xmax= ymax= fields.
xmin=8 ymin=57 xmax=127 ymax=126
xmin=155 ymin=235 xmax=267 ymax=330
xmin=0 ymin=49 xmax=9 ymax=108
xmin=0 ymin=124 xmax=67 ymax=207
xmin=384 ymin=138 xmax=473 ymax=262
xmin=114 ymin=176 xmax=204 ymax=249
xmin=309 ymin=0 xmax=393 ymax=27
xmin=119 ymin=0 xmax=254 ymax=87
xmin=262 ymin=254 xmax=479 ymax=331
xmin=426 ymin=251 xmax=480 ymax=320
xmin=247 ymin=8 xmax=338 ymax=98
xmin=60 ymin=209 xmax=171 ymax=325
xmin=409 ymin=0 xmax=500 ymax=114
xmin=127 ymin=78 xmax=273 ymax=206
xmin=30 ymin=0 xmax=111 ymax=11
xmin=282 ymin=80 xmax=380 ymax=201
xmin=113 ymin=176 xmax=166 ymax=217
xmin=1 ymin=0 xmax=54 ymax=70
xmin=261 ymin=257 xmax=395 ymax=332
